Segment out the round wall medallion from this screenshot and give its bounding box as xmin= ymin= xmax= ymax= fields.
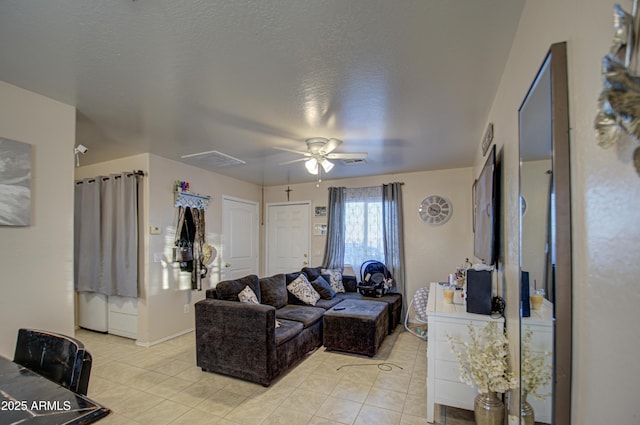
xmin=418 ymin=195 xmax=453 ymax=226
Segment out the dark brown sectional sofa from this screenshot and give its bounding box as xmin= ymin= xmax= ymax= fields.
xmin=195 ymin=267 xmax=402 ymax=386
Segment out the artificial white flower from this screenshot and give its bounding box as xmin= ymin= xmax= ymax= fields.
xmin=521 ymin=328 xmax=552 ymax=400
xmin=447 ymin=322 xmax=518 ymax=394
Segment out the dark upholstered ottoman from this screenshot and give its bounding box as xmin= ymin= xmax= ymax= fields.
xmin=323 ymin=300 xmax=388 ymax=357
xmin=376 ymin=293 xmax=402 ymax=334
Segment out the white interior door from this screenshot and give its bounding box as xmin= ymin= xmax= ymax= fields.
xmin=266 ymin=202 xmax=311 ymax=275
xmin=222 ymin=196 xmax=259 ymax=280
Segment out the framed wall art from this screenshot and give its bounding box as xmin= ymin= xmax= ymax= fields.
xmin=482 ymin=123 xmax=494 ymax=156
xmin=313 ymin=223 xmax=327 ymax=236
xmin=0 ymin=137 xmax=32 ymax=226
xmin=314 ymin=206 xmax=327 ymax=217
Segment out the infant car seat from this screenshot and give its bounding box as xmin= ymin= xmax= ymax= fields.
xmin=358 ymin=260 xmax=393 ymax=297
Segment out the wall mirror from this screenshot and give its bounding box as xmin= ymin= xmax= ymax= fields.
xmin=518 ymin=42 xmax=571 ymax=424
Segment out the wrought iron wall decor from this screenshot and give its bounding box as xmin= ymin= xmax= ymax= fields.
xmin=174 ymin=191 xmax=211 ymax=210
xmin=595 ymin=1 xmax=640 ymax=175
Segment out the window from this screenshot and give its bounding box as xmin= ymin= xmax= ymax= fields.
xmin=344 ymin=186 xmax=384 ymax=276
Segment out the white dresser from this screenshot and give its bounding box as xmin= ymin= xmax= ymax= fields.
xmin=426 ymin=282 xmax=504 ymax=423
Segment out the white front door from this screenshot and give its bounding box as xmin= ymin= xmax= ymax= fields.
xmin=266 ymin=202 xmax=311 ymax=275
xmin=221 ymin=196 xmax=259 ymax=280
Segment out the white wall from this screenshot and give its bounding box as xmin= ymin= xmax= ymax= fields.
xmin=76 ymin=153 xmax=261 ymax=345
xmin=0 ymin=81 xmax=76 ymax=357
xmin=144 ymin=154 xmax=261 ymax=344
xmin=483 ymin=0 xmax=640 ymax=422
xmin=264 ymin=167 xmax=474 ymax=307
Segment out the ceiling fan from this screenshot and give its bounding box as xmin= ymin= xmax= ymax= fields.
xmin=274 ymin=138 xmax=368 ymax=180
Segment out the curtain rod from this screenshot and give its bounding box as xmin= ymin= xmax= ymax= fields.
xmin=75 ymin=170 xmax=145 ymax=185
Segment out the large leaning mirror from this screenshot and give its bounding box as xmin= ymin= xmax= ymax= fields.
xmin=518 ymin=42 xmax=571 ymax=425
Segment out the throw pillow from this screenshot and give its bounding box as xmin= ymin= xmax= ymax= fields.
xmin=287 ymin=274 xmax=321 ymax=306
xmin=238 ymin=285 xmax=259 ymax=304
xmin=310 ymin=275 xmax=336 ymax=299
xmin=322 ymin=268 xmax=345 ymax=293
xmin=302 ymin=266 xmax=323 ymax=281
xmin=215 ymin=274 xmax=261 ymax=302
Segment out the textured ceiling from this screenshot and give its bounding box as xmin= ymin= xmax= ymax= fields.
xmin=0 ymin=0 xmax=524 ymax=186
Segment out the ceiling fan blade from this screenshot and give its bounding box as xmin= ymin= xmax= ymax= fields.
xmin=279 ymin=157 xmax=309 ymax=165
xmin=319 ymin=138 xmax=342 ymax=155
xmin=273 ymin=146 xmax=311 ymax=156
xmin=326 ymin=152 xmax=368 ymax=160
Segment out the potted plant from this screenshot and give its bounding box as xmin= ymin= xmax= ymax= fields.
xmin=447 ymin=322 xmax=518 ymax=425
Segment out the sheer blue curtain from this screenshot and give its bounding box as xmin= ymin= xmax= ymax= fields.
xmin=322 ymin=187 xmax=346 ymax=269
xmin=382 ymin=182 xmax=406 ymax=316
xmin=344 ymin=186 xmax=384 ymax=280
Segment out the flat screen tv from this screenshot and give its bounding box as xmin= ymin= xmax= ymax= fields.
xmin=474 ymin=144 xmax=497 ymax=265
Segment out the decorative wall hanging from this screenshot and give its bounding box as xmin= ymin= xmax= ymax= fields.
xmin=172 ymin=182 xmax=212 ymax=291
xmin=174 ymin=191 xmax=211 ymax=210
xmin=0 ymin=137 xmax=32 ymax=226
xmin=595 ymin=1 xmax=640 ymax=176
xmin=482 ymin=123 xmax=494 ymax=156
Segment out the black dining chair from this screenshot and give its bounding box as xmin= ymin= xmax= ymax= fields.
xmin=13 ymin=328 xmax=92 ymax=395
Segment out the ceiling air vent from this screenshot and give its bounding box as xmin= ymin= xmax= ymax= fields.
xmin=342 ymin=158 xmax=367 ymax=166
xmin=181 ymin=150 xmax=246 ymax=167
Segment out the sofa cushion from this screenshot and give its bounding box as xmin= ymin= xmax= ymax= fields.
xmin=342 ymin=275 xmax=358 ymax=293
xmin=238 ymin=285 xmax=259 ymax=304
xmin=310 ymin=275 xmax=336 ymax=300
xmin=287 ymin=274 xmax=321 ymax=306
xmin=216 ymin=275 xmax=261 ymax=302
xmin=302 ymin=266 xmax=323 ymax=281
xmin=276 ymin=305 xmax=325 ymax=328
xmin=322 ymin=268 xmax=345 ymax=293
xmin=314 ymin=297 xmax=344 ymax=310
xmin=260 ymin=274 xmax=288 ymax=309
xmin=274 ymin=319 xmax=303 ymax=346
xmin=335 ymin=292 xmax=364 ymax=301
xmin=285 ymin=271 xmax=304 ymax=284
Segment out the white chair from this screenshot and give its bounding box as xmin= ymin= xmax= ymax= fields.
xmin=404 ymin=286 xmax=430 ymax=340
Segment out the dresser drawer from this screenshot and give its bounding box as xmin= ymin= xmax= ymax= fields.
xmin=521 ymin=324 xmax=552 ymax=352
xmin=434 ymin=320 xmax=499 ymax=343
xmin=434 ymin=359 xmax=463 ymax=382
xmin=434 ymin=320 xmax=475 ymax=342
xmin=434 ymin=379 xmax=476 ymax=410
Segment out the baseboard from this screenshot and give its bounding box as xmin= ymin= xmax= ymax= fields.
xmin=135 ymin=328 xmax=194 ymax=347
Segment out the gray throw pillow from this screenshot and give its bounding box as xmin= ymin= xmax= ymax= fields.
xmin=311 ymin=275 xmax=336 ymax=299
xmin=302 ymin=266 xmax=323 ymax=281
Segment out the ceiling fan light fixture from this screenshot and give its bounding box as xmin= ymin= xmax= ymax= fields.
xmin=320 ymin=158 xmax=334 ymax=173
xmin=305 ymin=158 xmax=318 ymax=174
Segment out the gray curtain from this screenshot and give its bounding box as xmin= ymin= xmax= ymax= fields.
xmin=322 ymin=186 xmax=346 ymax=270
xmin=382 ymin=182 xmax=407 ymax=317
xmin=74 ymin=172 xmax=139 ymax=297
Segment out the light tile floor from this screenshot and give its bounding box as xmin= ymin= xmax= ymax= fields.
xmin=77 ymin=327 xmax=474 ymax=425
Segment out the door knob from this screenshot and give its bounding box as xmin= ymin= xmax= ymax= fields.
xmin=304 ymin=253 xmax=308 ymax=258
xmin=224 ymin=263 xmax=231 ymax=268
xmin=303 ymin=261 xmax=308 ymax=265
